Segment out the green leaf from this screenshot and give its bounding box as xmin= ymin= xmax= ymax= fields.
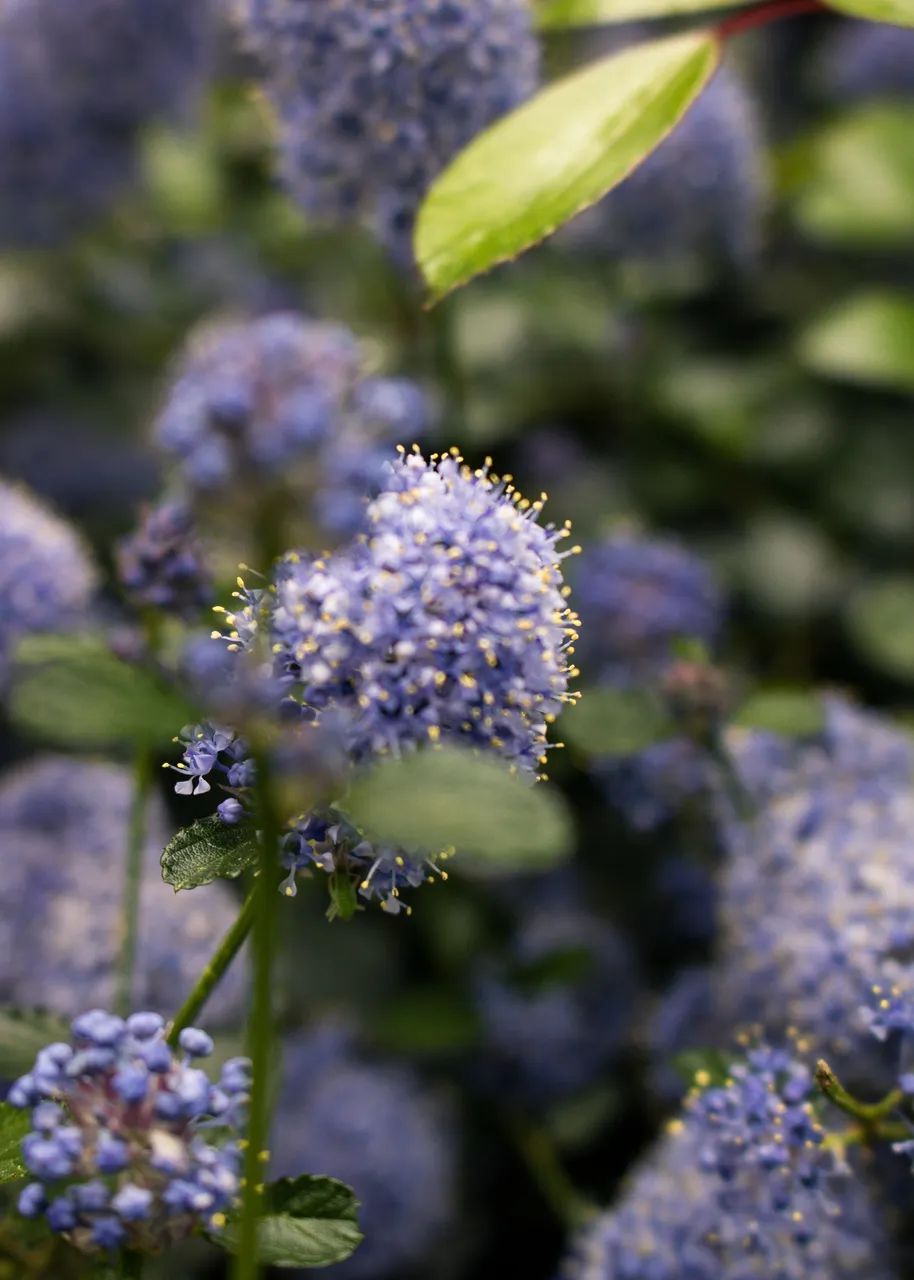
xmin=845 ymin=577 xmax=914 ymax=681
xmin=732 ymin=690 xmax=825 ymax=737
xmin=823 ymin=0 xmax=914 ymax=27
xmin=798 ymin=292 xmax=914 ymax=391
xmin=561 ymin=687 xmax=671 ymax=755
xmin=217 ymin=1176 xmax=363 ymax=1269
xmin=0 ymin=1007 xmax=71 ymax=1080
xmin=9 ymin=634 xmax=197 ymax=750
xmin=160 ymin=816 xmax=259 ymax=891
xmin=794 ymin=105 xmax=914 ymax=247
xmin=671 ymin=1048 xmax=733 ymax=1089
xmin=374 ymin=989 xmax=479 ymax=1055
xmin=537 ymin=0 xmax=740 ymax=25
xmin=345 ymin=747 xmax=573 ymax=872
xmin=0 ymin=1104 xmax=30 ymax=1184
xmin=415 ymin=32 xmax=719 ymax=300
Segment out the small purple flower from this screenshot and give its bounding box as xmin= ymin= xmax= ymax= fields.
xmin=9 ymin=1011 xmax=249 ymax=1256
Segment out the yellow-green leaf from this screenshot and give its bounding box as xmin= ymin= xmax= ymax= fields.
xmin=824 ymin=0 xmax=914 ymax=27
xmin=798 ymin=292 xmax=914 ymax=391
xmin=416 ymin=32 xmax=719 ymax=300
xmin=537 ymin=0 xmax=740 ymax=25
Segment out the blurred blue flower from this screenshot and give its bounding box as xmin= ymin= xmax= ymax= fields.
xmin=0 ymin=756 xmax=245 ymax=1024
xmin=238 ymin=0 xmax=538 ymax=266
xmin=819 ymin=20 xmax=914 ymax=103
xmin=10 ymin=1011 xmax=248 ymax=1255
xmin=474 ymin=907 xmax=636 ymax=1108
xmin=154 ymin=312 xmax=432 ymax=535
xmin=0 ymin=477 xmax=98 ymax=685
xmin=116 ymin=502 xmax=212 ymax=618
xmin=561 ymin=1045 xmax=893 ymax=1280
xmin=271 ymin=1030 xmax=457 ymax=1279
xmin=570 ymin=66 xmax=767 ymax=268
xmin=0 ymin=0 xmax=216 ymax=246
xmin=574 ymin=531 xmax=723 ymax=685
xmin=715 ymin=701 xmax=914 ymax=1085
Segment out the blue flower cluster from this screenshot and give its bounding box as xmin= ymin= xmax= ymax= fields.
xmin=574 ymin=532 xmax=723 ymax=685
xmin=561 ymin=1045 xmax=893 ymax=1280
xmin=0 ymin=0 xmax=215 ymax=246
xmin=473 ymin=907 xmax=636 ymax=1108
xmin=271 ymin=1029 xmax=456 ymax=1279
xmin=0 ymin=477 xmax=97 ymax=685
xmin=173 ymin=449 xmax=580 ymax=910
xmin=571 ymin=66 xmax=767 ymax=268
xmin=10 ymin=1011 xmax=249 ymax=1255
xmin=116 ymin=502 xmax=211 ymax=618
xmin=238 ymin=0 xmax=539 ymax=265
xmin=714 ymin=699 xmax=914 ymax=1085
xmin=0 ymin=756 xmax=245 ymax=1024
xmin=819 ymin=20 xmax=914 ymax=103
xmin=573 ymin=532 xmax=723 ymax=830
xmin=154 ymin=312 xmax=431 ymax=536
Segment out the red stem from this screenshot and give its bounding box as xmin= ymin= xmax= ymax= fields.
xmin=717 ymin=0 xmax=825 ymax=40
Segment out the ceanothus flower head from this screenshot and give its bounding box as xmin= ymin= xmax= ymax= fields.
xmin=268 ymin=448 xmax=580 ymax=769
xmin=0 ymin=477 xmax=97 ymax=684
xmin=714 ymin=700 xmax=914 ymax=1086
xmin=0 ymin=757 xmax=245 ymax=1024
xmin=569 ymin=65 xmax=767 ymax=268
xmin=574 ymin=531 xmax=722 ymax=686
xmin=560 ymin=1045 xmax=893 ymax=1280
xmin=154 ymin=312 xmax=431 ymax=534
xmin=818 ymin=20 xmax=914 ymax=103
xmin=174 ymin=449 xmax=579 ymax=910
xmin=0 ymin=0 xmax=216 ymax=246
xmin=116 ymin=502 xmax=211 ymax=618
xmin=238 ymin=0 xmax=538 ymax=265
xmin=474 ymin=908 xmax=637 ymax=1108
xmin=9 ymin=1011 xmax=248 ymax=1255
xmin=271 ymin=1029 xmax=456 ymax=1279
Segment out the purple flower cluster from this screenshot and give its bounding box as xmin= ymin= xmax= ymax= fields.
xmin=154 ymin=312 xmax=431 ymax=536
xmin=10 ymin=1011 xmax=249 ymax=1255
xmin=714 ymin=700 xmax=914 ymax=1087
xmin=271 ymin=1028 xmax=456 ymax=1279
xmin=819 ymin=20 xmax=914 ymax=103
xmin=561 ymin=1045 xmax=892 ymax=1280
xmin=0 ymin=756 xmax=246 ymax=1024
xmin=0 ymin=0 xmax=215 ymax=246
xmin=0 ymin=477 xmax=97 ymax=685
xmin=116 ymin=502 xmax=211 ymax=618
xmin=238 ymin=0 xmax=538 ymax=266
xmin=474 ymin=907 xmax=636 ymax=1108
xmin=172 ymin=449 xmax=579 ymax=911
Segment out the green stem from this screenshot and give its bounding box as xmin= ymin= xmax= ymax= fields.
xmin=508 ymin=1114 xmax=596 ymax=1231
xmin=165 ymin=883 xmax=259 ymax=1047
xmin=115 ymin=745 xmax=151 ymax=1018
xmin=234 ymin=744 xmax=281 ymax=1280
xmin=121 ymin=1251 xmax=144 ymax=1279
xmin=815 ymin=1059 xmax=904 ymax=1143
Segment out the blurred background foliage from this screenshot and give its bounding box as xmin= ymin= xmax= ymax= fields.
xmin=4 ymin=7 xmax=914 ymax=1279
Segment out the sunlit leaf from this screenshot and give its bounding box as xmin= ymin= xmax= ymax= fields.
xmin=823 ymin=0 xmax=914 ymax=27
xmin=798 ymin=292 xmax=914 ymax=391
xmin=416 ymin=33 xmax=719 ymax=299
xmin=537 ymin=0 xmax=740 ymax=24
xmin=0 ymin=1103 xmax=29 ymax=1184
